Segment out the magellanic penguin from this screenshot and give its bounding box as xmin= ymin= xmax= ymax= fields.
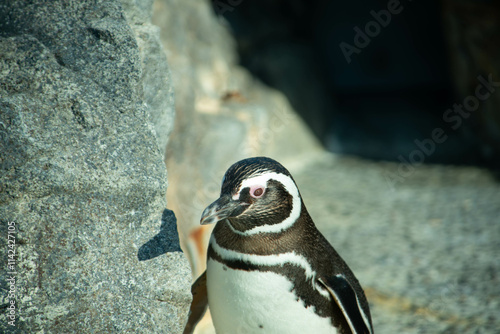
xmin=183 ymin=157 xmax=374 ymax=334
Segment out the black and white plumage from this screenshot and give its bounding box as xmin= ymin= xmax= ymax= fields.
xmin=184 ymin=157 xmax=374 ymax=334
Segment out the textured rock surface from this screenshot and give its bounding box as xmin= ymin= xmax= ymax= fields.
xmin=152 ymin=0 xmax=322 ymax=276
xmin=294 ymin=154 xmax=500 ymax=333
xmin=123 ymin=0 xmax=175 ymax=153
xmin=0 ymin=0 xmax=189 ymax=333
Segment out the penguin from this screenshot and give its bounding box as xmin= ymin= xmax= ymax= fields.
xmin=183 ymin=157 xmax=373 ymax=334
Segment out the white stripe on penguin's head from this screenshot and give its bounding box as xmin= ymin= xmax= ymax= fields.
xmin=230 ymin=172 xmax=302 ymax=235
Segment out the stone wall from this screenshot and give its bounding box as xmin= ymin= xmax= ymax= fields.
xmin=0 ymin=0 xmax=190 ymax=332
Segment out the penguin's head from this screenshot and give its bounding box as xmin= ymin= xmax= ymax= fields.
xmin=200 ymin=157 xmax=302 ymax=233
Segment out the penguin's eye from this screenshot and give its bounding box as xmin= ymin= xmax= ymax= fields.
xmin=250 ymin=186 xmax=265 ymax=199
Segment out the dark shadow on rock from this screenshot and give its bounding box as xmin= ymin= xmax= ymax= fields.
xmin=138 ymin=209 xmax=182 ymax=261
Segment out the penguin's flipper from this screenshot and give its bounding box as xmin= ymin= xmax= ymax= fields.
xmin=318 ymin=274 xmax=373 ymax=334
xmin=183 ymin=271 xmax=208 ymax=334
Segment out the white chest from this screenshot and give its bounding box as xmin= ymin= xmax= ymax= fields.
xmin=206 ymin=258 xmax=337 ymax=334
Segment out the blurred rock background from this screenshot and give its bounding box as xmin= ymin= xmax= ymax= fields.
xmin=152 ymin=0 xmax=321 ymax=280
xmin=1 ymin=0 xmax=499 ymax=333
xmin=223 ymin=0 xmax=500 ymax=166
xmin=152 ymin=0 xmax=500 ymax=333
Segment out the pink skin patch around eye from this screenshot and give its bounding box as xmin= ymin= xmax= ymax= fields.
xmin=249 ymin=185 xmax=265 ymax=198
xmin=232 ymin=185 xmax=266 ymax=200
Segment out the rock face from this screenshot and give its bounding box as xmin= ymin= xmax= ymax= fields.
xmin=0 ymin=1 xmax=190 ymax=333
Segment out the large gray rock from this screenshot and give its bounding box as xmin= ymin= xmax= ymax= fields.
xmin=122 ymin=0 xmax=175 ymax=153
xmin=0 ymin=0 xmax=190 ymax=333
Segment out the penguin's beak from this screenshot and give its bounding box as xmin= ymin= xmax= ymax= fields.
xmin=200 ymin=195 xmax=249 ymax=225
